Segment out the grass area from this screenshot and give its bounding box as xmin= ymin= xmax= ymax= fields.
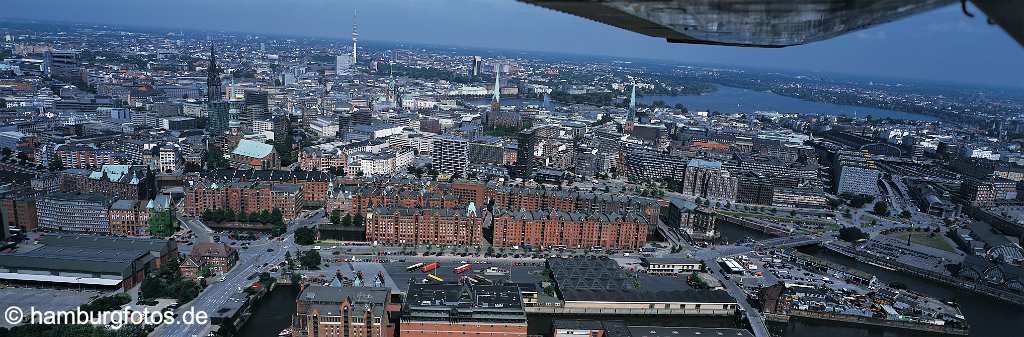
xmin=884 ymin=231 xmax=955 ymax=252
xmin=717 ymin=210 xmax=835 ymax=226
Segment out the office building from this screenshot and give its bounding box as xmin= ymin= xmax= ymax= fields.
xmin=45 ymin=50 xmax=85 ymax=83
xmin=35 ymin=192 xmax=111 ymax=234
xmin=432 ymin=135 xmax=469 ymax=177
xmin=832 ymin=151 xmax=880 ymax=196
xmin=681 ymin=159 xmax=738 ymax=202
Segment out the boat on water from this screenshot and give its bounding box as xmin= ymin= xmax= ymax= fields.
xmin=278 ymin=328 xmax=292 ymax=336
xmin=482 ymin=266 xmax=507 ymax=275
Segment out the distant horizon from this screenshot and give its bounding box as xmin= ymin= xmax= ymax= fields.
xmin=2 ymin=13 xmax=1023 ymax=94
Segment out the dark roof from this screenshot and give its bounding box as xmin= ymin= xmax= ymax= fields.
xmin=40 ymin=233 xmax=174 ymax=255
xmin=204 ymin=169 xmax=333 ymax=182
xmin=560 ymin=288 xmax=735 ymax=304
xmin=553 ymin=320 xmax=631 ymax=337
xmin=404 ymin=283 xmax=526 ymax=324
xmin=0 ymin=233 xmax=172 ymax=276
xmin=627 ymin=327 xmax=753 ymax=337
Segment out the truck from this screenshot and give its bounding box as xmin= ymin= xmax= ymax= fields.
xmin=454 ymin=263 xmax=472 ymax=273
xmin=421 ymin=262 xmax=440 ymax=273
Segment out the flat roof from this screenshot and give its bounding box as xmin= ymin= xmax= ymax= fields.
xmin=232 ymin=139 xmax=273 ymax=158
xmin=628 ymin=327 xmax=753 ymax=337
xmin=0 ymin=272 xmax=121 ymax=286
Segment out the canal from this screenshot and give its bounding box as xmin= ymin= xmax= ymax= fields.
xmin=236 ymin=285 xmax=299 ymax=337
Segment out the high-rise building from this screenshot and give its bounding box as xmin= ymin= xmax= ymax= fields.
xmin=45 ymin=50 xmax=85 ymax=84
xmin=471 ymin=56 xmax=482 ymax=77
xmin=207 ymin=101 xmax=230 ymax=138
xmin=432 ymin=135 xmax=469 ymax=178
xmin=681 ymin=159 xmax=738 ymax=202
xmin=515 ymin=127 xmax=539 ymax=178
xmin=624 ymin=81 xmax=637 ymax=132
xmin=832 ymin=150 xmax=880 ymax=196
xmin=243 ymin=89 xmax=270 ymax=130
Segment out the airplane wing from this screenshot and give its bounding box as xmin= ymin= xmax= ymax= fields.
xmin=520 ymin=0 xmax=1023 ymax=48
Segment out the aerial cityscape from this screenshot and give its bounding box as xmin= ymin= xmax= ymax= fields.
xmin=0 ymin=1 xmax=1023 ymax=337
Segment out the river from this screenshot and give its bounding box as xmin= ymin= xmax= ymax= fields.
xmin=639 ymin=86 xmax=936 ymax=121
xmin=469 ymin=85 xmax=935 ymax=121
xmin=793 ymin=246 xmax=1024 ymax=337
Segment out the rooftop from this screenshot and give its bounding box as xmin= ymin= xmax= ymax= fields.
xmin=232 ymin=139 xmax=274 ymax=158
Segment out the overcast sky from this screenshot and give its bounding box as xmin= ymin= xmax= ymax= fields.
xmin=3 ymin=0 xmax=1023 ymax=89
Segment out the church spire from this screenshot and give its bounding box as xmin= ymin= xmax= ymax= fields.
xmin=628 ymin=80 xmax=637 ymax=121
xmin=207 ymin=44 xmax=222 ymax=103
xmin=491 ymin=63 xmax=501 ymax=111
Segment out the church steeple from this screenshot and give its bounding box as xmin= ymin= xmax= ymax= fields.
xmin=207 ymin=44 xmax=223 ymax=103
xmin=490 ymin=63 xmax=501 ymax=112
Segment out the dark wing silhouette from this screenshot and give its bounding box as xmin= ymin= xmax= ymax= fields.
xmin=520 ymin=0 xmax=1022 ymax=48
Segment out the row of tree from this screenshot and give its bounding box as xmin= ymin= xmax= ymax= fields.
xmin=201 ymin=208 xmax=286 ymax=235
xmin=139 ymin=259 xmax=202 ymax=303
xmin=328 ymin=209 xmax=365 ymax=227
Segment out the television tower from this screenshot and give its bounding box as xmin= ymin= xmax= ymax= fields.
xmin=351 ymin=10 xmax=358 ymax=65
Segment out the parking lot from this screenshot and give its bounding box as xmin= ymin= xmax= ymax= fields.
xmin=0 ymin=287 xmax=103 ymax=328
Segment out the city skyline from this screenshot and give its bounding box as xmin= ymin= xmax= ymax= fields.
xmin=2 ymin=0 xmax=1023 ymax=89
xmin=2 ymin=3 xmax=1024 ymax=337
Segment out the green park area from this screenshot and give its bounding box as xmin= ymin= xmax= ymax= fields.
xmin=884 ymin=231 xmax=955 ymax=252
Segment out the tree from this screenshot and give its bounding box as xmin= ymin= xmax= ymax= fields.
xmin=48 ymin=153 xmax=64 ymax=171
xmin=206 ymin=143 xmax=229 ymax=169
xmin=258 ymin=272 xmax=274 ymax=287
xmin=295 ymin=227 xmax=317 ymax=245
xmin=873 ymin=200 xmax=889 ymax=216
xmin=838 ymin=226 xmax=869 ymax=242
xmin=270 ymin=208 xmax=286 ymax=236
xmin=330 ymin=209 xmax=342 ymax=225
xmin=147 ymin=211 xmax=175 ymax=238
xmin=353 ymin=212 xmax=364 ymax=227
xmin=79 ymin=293 xmax=132 ymax=313
xmin=341 ymin=213 xmax=353 ymax=227
xmin=284 ymin=251 xmax=295 ymax=269
xmin=299 ymin=250 xmax=322 ymax=269
xmin=199 ymin=264 xmax=213 ymax=278
xmin=899 ymin=210 xmax=912 ymax=219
